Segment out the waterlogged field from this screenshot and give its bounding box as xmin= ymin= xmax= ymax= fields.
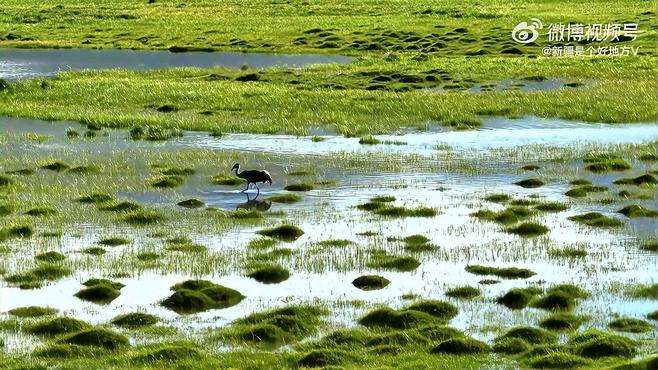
xmin=0 ymin=115 xmax=656 ymax=369
xmin=0 ymin=0 xmax=656 ymax=369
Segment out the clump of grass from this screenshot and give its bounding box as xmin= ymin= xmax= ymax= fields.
xmin=256 ymin=224 xmax=304 ymax=241
xmin=359 ymin=135 xmax=381 ymax=145
xmin=640 ymin=240 xmax=658 ymax=252
xmin=60 ymin=328 xmax=129 ymax=350
xmin=526 ymin=352 xmax=591 ymax=369
xmin=507 ymin=222 xmax=549 ymax=236
xmin=473 ymin=206 xmax=535 ymax=225
xmin=266 ymin=194 xmax=302 ymax=203
xmin=229 ymin=209 xmax=263 ymax=220
xmin=5 ymin=263 xmax=71 ymax=288
xmin=247 ymin=238 xmax=278 ymax=249
xmin=1 ymin=224 xmax=34 ymax=239
xmin=161 ymin=167 xmax=194 ymax=176
xmin=121 ymin=210 xmax=165 ymax=225
xmin=549 ymin=284 xmax=589 ymax=299
xmin=371 ymin=195 xmax=396 ymax=203
xmin=0 ymin=175 xmax=13 ymax=187
xmin=565 ymin=185 xmax=607 ymax=198
xmin=165 ymin=237 xmax=206 ymax=253
xmin=492 ymin=337 xmax=531 ymax=354
xmin=374 ymin=206 xmax=437 ymax=217
xmin=318 ymin=239 xmax=352 ymax=247
xmin=495 ymin=326 xmax=557 ymax=345
xmin=608 ymin=317 xmax=653 ymax=333
xmin=496 ymin=287 xmax=542 ymax=309
xmin=136 ymin=252 xmax=160 ymax=261
xmin=617 ymin=204 xmax=658 ymax=218
xmin=570 ymin=329 xmax=637 ymax=358
xmin=406 ymin=300 xmax=459 ymax=321
xmin=485 ymin=193 xmax=510 ymax=203
xmin=35 ymin=251 xmax=65 ymax=263
xmin=111 ymin=312 xmax=159 ymax=329
xmin=647 ymin=310 xmax=658 ymax=320
xmin=98 ymin=237 xmax=130 ymax=246
xmin=430 ymin=337 xmax=489 ymax=354
xmin=34 ymin=344 xmax=105 ymax=359
xmin=367 ymin=251 xmax=420 ymax=271
xmin=76 ymin=193 xmax=114 ymax=204
xmin=211 ymin=174 xmax=244 ymax=186
xmin=445 ymin=286 xmax=480 ymax=299
xmin=82 ymin=246 xmax=106 ymax=256
xmin=358 ymin=307 xmax=436 ymax=329
xmin=465 ymin=265 xmax=535 ymax=279
xmin=284 ymin=183 xmax=314 ymax=191
xmin=161 ymin=280 xmax=244 ymax=314
xmin=129 ymin=125 xmax=182 ymax=141
xmin=100 ymin=201 xmax=140 ymax=212
xmin=548 ymin=247 xmax=587 ymax=258
xmin=150 ymin=175 xmax=184 ymax=188
xmin=177 ymin=198 xmax=205 ymax=209
xmin=221 ymin=305 xmax=326 ymax=348
xmin=534 ymin=201 xmax=568 ymax=212
xmin=352 ymin=275 xmax=390 ymax=290
xmin=568 ymin=212 xmax=623 ymax=227
xmin=75 ymin=279 xmax=124 ymax=304
xmin=28 ymin=317 xmax=91 ymax=336
xmin=298 ymin=349 xmax=353 ymax=368
xmin=247 ymin=264 xmax=290 ymax=284
xmin=583 ymin=153 xmax=632 ymax=173
xmin=25 ymin=206 xmax=58 ymax=216
xmin=530 ymin=291 xmax=576 ymax=311
xmin=0 ymin=203 xmax=13 ymax=217
xmin=539 ymin=313 xmax=585 ymax=330
xmin=515 ymin=178 xmax=544 ymax=188
xmin=8 ymin=306 xmax=57 ymax=318
xmin=613 ymin=173 xmax=657 ymax=185
xmin=41 ymin=161 xmax=70 ymax=172
xmin=626 ymin=283 xmax=658 ymax=299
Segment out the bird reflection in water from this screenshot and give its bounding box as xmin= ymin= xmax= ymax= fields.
xmin=236 ymin=192 xmax=271 ymax=211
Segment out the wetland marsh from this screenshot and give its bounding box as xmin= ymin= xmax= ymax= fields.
xmin=0 ymin=0 xmax=656 ymax=369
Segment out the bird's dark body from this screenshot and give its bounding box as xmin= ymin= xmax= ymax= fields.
xmin=231 ymin=163 xmax=272 ymax=195
xmin=237 ymin=170 xmax=272 ymax=185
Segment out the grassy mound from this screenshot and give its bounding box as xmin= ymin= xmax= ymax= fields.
xmin=121 ymin=210 xmax=165 ymax=225
xmin=495 ymin=326 xmax=557 ymax=345
xmin=583 ymin=153 xmax=631 ymax=173
xmin=485 ymin=193 xmax=511 ymax=203
xmin=570 ymin=330 xmax=637 ymax=358
xmin=613 ymin=173 xmax=657 ymax=185
xmin=60 ymin=328 xmax=129 ymax=350
xmin=75 ymin=284 xmax=121 ymax=304
xmin=374 ymin=206 xmax=437 ymax=217
xmin=34 ymin=251 xmax=66 ymax=263
xmin=98 ymin=237 xmax=130 ymax=246
xmin=506 ymin=222 xmax=549 ymax=236
xmin=548 ymin=284 xmax=589 ymax=299
xmin=358 ymin=307 xmax=438 ymax=329
xmin=8 ymin=306 xmax=57 ymax=318
xmin=177 ymin=198 xmax=205 ymax=208
xmin=100 ymin=200 xmax=141 ymax=212
xmin=568 ymin=212 xmax=624 ymax=227
xmin=161 ymin=280 xmax=244 ymax=314
xmin=352 ymin=275 xmax=390 ymax=290
xmin=111 ymin=312 xmax=159 ymax=329
xmin=25 ymin=206 xmax=58 ymax=216
xmin=445 ymin=286 xmax=480 ymax=299
xmin=34 ymin=344 xmax=106 ymax=359
xmin=298 ymin=349 xmax=352 ymax=368
xmin=406 ymin=300 xmax=459 ymax=321
xmin=284 ymin=183 xmax=313 ymax=191
xmin=534 ymin=201 xmax=568 ymax=212
xmin=430 ymin=337 xmax=489 ymax=354
xmin=28 ymin=317 xmax=90 ymax=336
xmin=530 ymin=291 xmax=576 ymax=311
xmin=247 ymin=264 xmax=290 ymax=284
xmin=539 ymin=313 xmax=584 ymax=330
xmin=225 ymin=305 xmax=326 ymax=347
xmin=608 ymin=317 xmax=653 ymax=333
xmin=515 ymin=178 xmax=544 ymax=188
xmin=526 ymin=352 xmax=591 ymax=368
xmin=256 ymin=224 xmax=304 ymax=241
xmin=83 ymin=278 xmax=125 ymax=290
xmin=150 ymin=175 xmax=184 ymax=188
xmin=492 ymin=337 xmax=531 ymax=354
xmin=266 ymin=194 xmax=302 ymax=203
xmin=496 ymin=287 xmax=542 ymax=309
xmin=465 ymin=265 xmax=535 ymax=279
xmin=617 ymin=204 xmax=658 ymax=218
xmin=367 ymin=251 xmax=420 ymax=271
xmin=565 ymin=185 xmax=607 ymax=198
xmin=41 ymin=161 xmax=70 ymax=172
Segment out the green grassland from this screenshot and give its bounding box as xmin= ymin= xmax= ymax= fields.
xmin=0 ymin=0 xmax=656 ymax=135
xmin=0 ymin=55 xmax=655 ymax=135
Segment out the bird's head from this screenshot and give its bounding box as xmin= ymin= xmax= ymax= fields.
xmin=231 ymin=163 xmax=240 ymax=172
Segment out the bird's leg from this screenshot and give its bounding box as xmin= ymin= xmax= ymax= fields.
xmin=241 ymin=183 xmax=250 ymax=193
xmin=255 ymin=184 xmax=260 ymax=197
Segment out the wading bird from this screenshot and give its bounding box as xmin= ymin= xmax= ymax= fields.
xmin=231 ymin=163 xmax=272 ymax=195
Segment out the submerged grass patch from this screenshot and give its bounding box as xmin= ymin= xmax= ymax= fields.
xmin=111 ymin=312 xmax=159 ymax=329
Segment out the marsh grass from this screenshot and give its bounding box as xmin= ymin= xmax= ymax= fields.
xmin=568 ymin=212 xmax=624 ymax=227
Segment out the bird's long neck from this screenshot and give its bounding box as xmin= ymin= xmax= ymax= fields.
xmin=234 ymin=166 xmax=242 ymax=176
